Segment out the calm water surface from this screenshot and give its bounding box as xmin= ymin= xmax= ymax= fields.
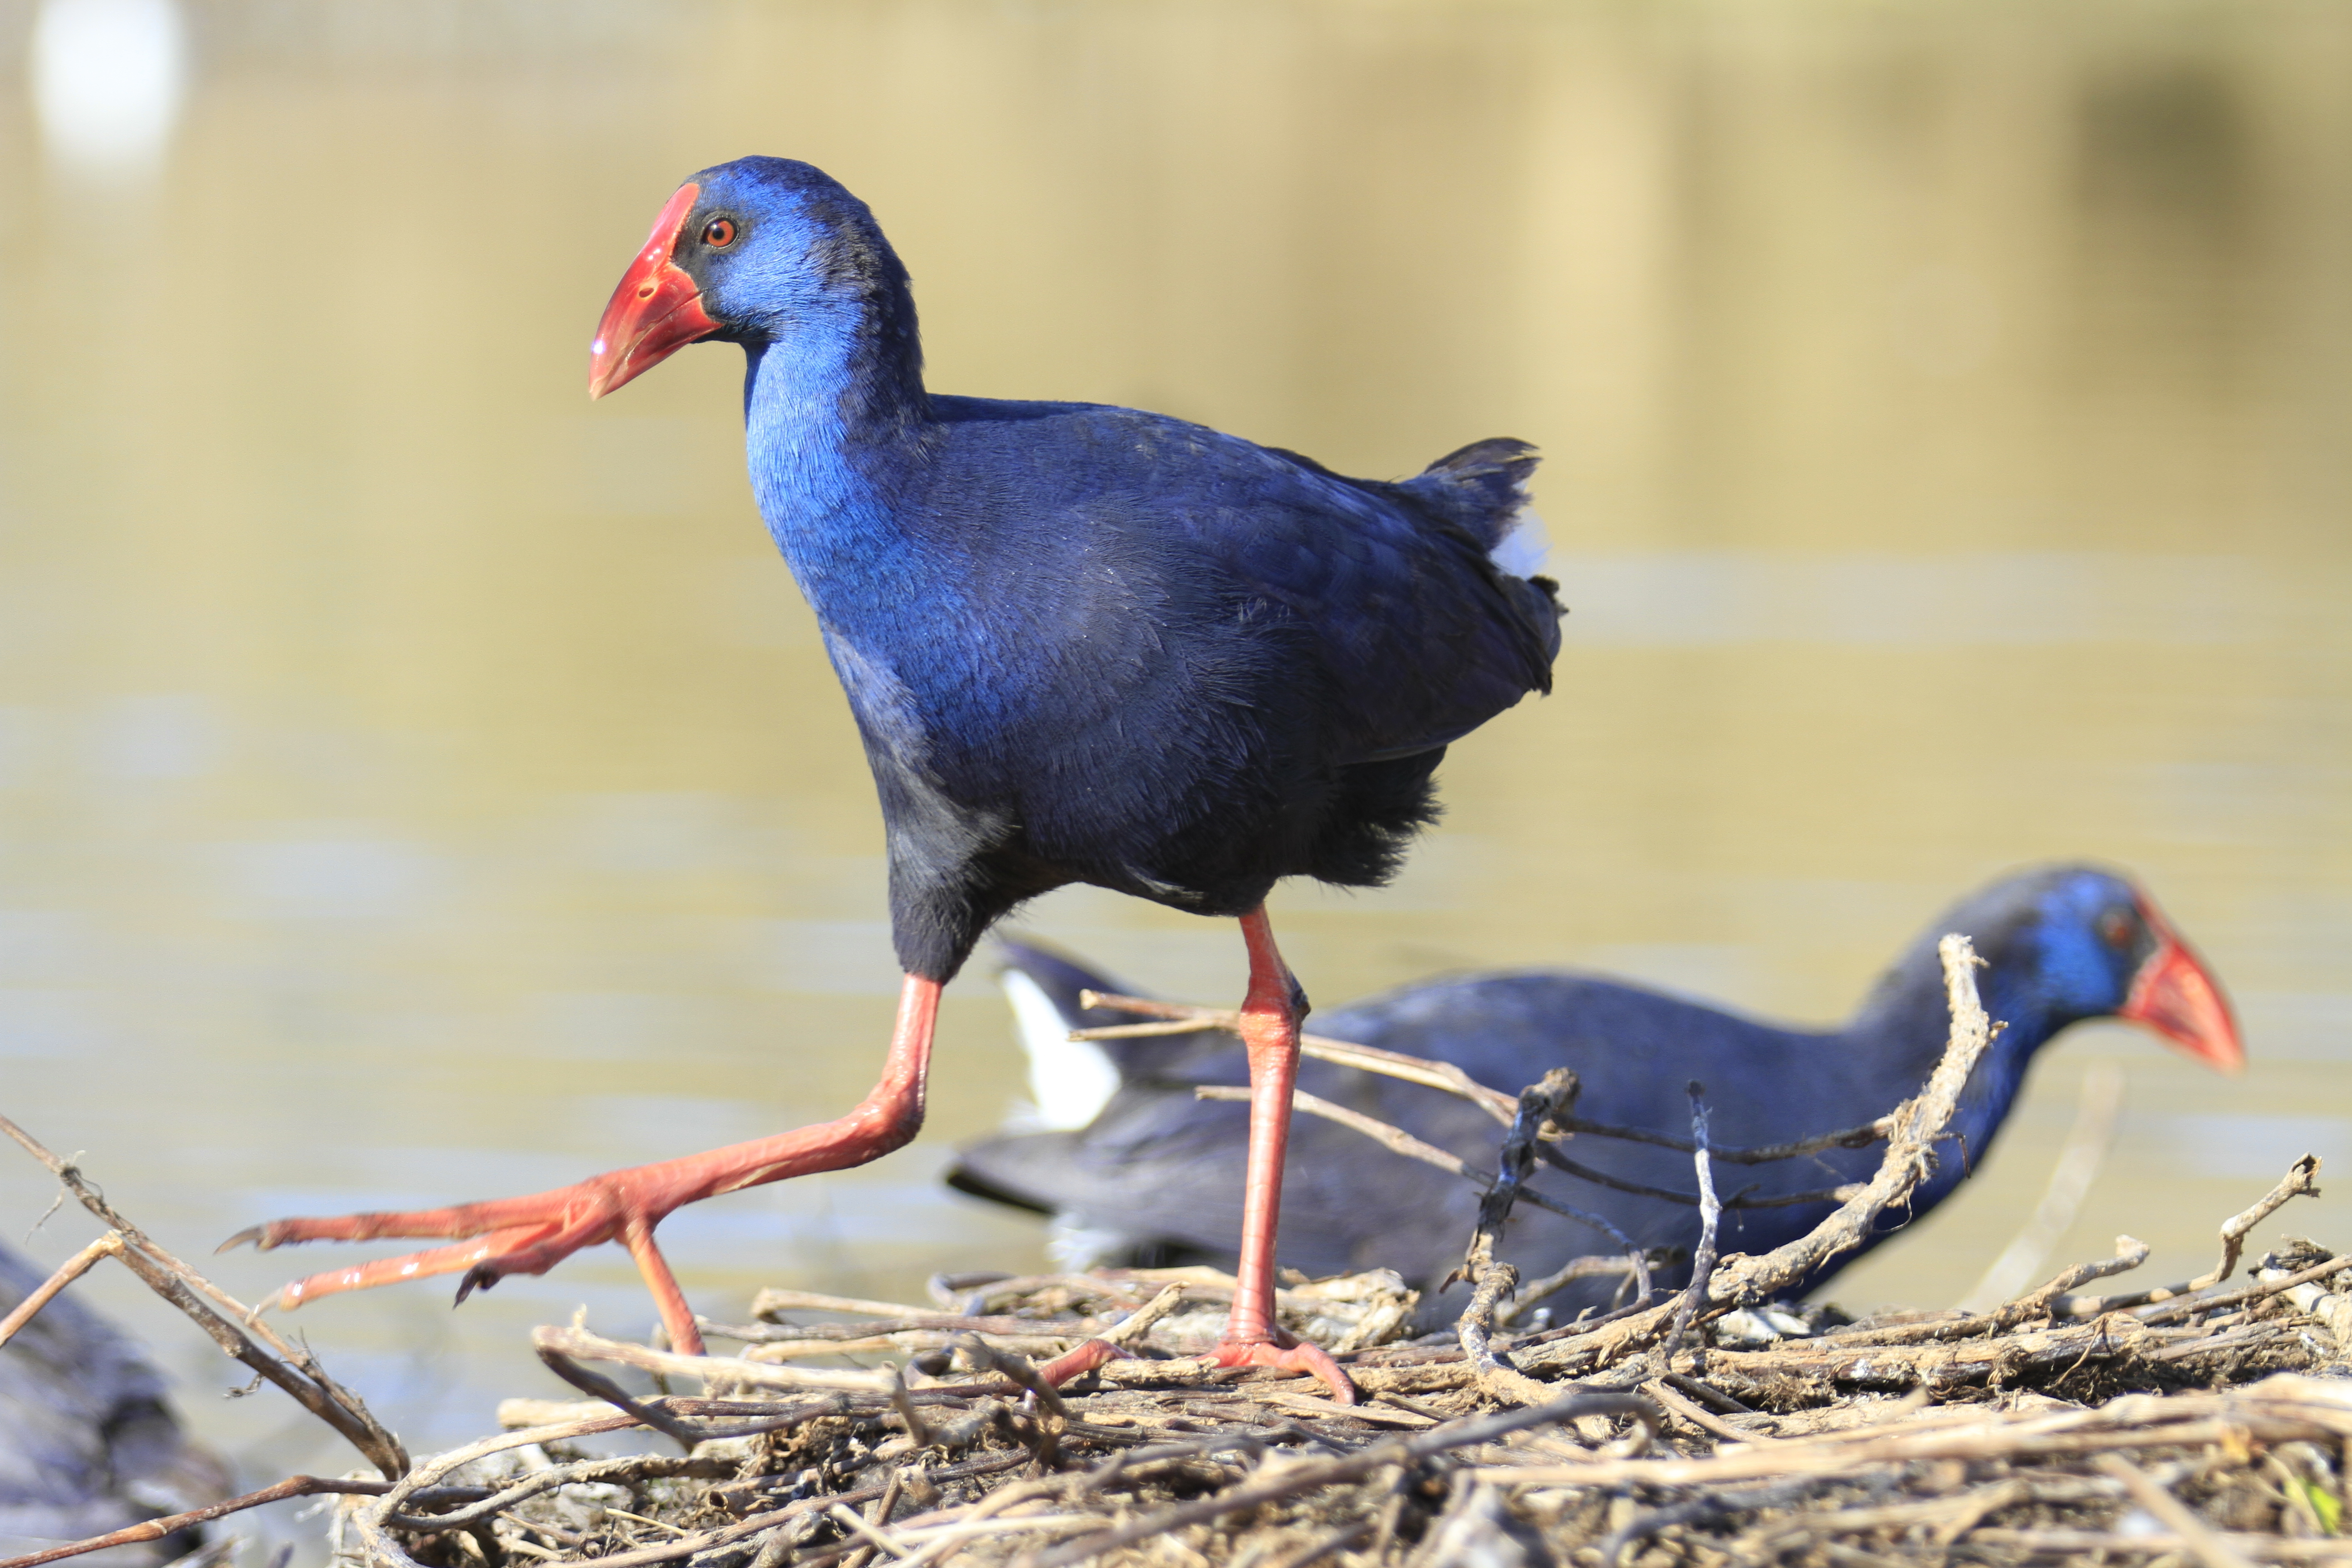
xmin=0 ymin=0 xmax=2347 ymax=1504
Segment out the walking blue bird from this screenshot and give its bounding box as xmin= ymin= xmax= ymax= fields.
xmin=230 ymin=158 xmax=1563 ymax=1400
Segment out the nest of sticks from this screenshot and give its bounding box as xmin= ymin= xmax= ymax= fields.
xmin=9 ymin=936 xmax=2352 ymax=1568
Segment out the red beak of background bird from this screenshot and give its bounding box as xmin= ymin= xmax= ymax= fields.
xmin=2121 ymin=895 xmax=2244 ymax=1073
xmin=588 ymin=183 xmax=720 ymax=399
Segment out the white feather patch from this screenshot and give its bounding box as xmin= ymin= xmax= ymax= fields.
xmin=1000 ymin=969 xmax=1123 ymax=1132
xmin=1488 ymin=507 xmax=1552 ymax=580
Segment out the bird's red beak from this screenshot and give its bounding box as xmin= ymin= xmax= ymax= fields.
xmin=588 ymin=183 xmax=720 ymax=399
xmin=2119 ymin=892 xmax=2244 ymax=1073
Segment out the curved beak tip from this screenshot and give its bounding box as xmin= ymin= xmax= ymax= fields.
xmin=586 ymin=182 xmax=718 ymax=401
xmin=2119 ymin=921 xmax=2244 ymax=1074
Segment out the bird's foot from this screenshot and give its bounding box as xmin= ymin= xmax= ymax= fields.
xmin=222 ymin=1168 xmax=707 ymax=1352
xmin=1206 ymin=1333 xmax=1357 ymax=1405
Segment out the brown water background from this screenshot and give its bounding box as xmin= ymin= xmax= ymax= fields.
xmin=0 ymin=0 xmax=2346 ymax=1513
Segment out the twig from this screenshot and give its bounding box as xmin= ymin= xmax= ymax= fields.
xmin=2136 ymin=1252 xmax=2349 ymax=1326
xmin=1452 ymin=1072 xmax=1577 ymax=1405
xmin=0 ymin=1476 xmax=424 ymax=1568
xmin=1080 ymin=991 xmax=1898 ymax=1163
xmin=1516 ymin=935 xmax=1995 ymax=1380
xmin=0 ymin=1115 xmax=409 ymax=1478
xmin=2094 ymin=1453 xmax=2260 ymax=1568
xmin=1549 ymin=1112 xmax=1893 ymax=1168
xmin=1957 ymin=1061 xmax=2125 ymax=1312
xmin=1077 ymin=990 xmax=1523 ymax=1125
xmin=1997 ymin=1235 xmax=2153 ymax=1328
xmin=2194 ymin=1155 xmax=2322 ymax=1289
xmin=1968 ymin=1528 xmax=2352 ymax=1562
xmin=748 ymin=1287 xmax=936 ymax=1320
xmin=1096 ymin=1282 xmax=1184 ymax=1346
xmin=1703 ymin=936 xmax=1993 ymax=1309
xmin=0 ymin=1232 xmax=123 ymax=1349
xmin=1498 ymin=1256 xmax=1652 ymax=1328
xmin=1662 ymin=1083 xmax=1721 ymax=1358
xmin=1024 ymin=1391 xmax=1657 ymax=1568
xmin=1192 ymin=1083 xmax=1664 ymax=1247
xmin=1642 ymin=1378 xmax=1776 ymax=1445
xmin=888 ymin=1363 xmax=932 ymax=1447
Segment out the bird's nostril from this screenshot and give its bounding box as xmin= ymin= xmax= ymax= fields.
xmin=637 ymin=282 xmax=656 ymax=299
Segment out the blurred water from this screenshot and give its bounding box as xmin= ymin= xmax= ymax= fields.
xmin=0 ymin=0 xmax=2344 ymax=1525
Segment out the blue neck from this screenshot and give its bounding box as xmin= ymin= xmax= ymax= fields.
xmin=1849 ymin=946 xmax=2084 ymax=1178
xmin=740 ymin=327 xmax=933 ymax=633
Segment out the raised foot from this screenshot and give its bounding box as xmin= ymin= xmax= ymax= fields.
xmin=1207 ymin=1336 xmax=1357 ymax=1405
xmin=217 ymin=1172 xmax=702 ymax=1350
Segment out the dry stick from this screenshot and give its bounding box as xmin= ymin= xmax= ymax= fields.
xmin=1081 ymin=990 xmax=1897 ymax=1163
xmin=1992 ymin=1234 xmax=2153 ymax=1329
xmin=1191 ymin=1083 xmax=1857 ymax=1214
xmin=1026 ymin=1390 xmax=1657 ymax=1568
xmin=1191 ymin=1083 xmax=1656 ymax=1273
xmin=2195 ymin=1153 xmax=2323 ymax=1289
xmin=1958 ymin=1060 xmax=2126 ymax=1312
xmin=1704 ymin=935 xmax=1992 ymax=1309
xmin=1499 ymin=1256 xmax=1647 ymax=1329
xmin=1970 ymin=1529 xmax=2352 ymax=1563
xmin=0 ymin=1475 xmax=469 ymax=1568
xmin=1452 ymin=1071 xmax=1577 ymax=1406
xmin=1661 ymin=1082 xmax=1721 ymax=1358
xmin=1077 ymin=991 xmax=1521 ymax=1124
xmin=0 ymin=1115 xmax=409 ymax=1478
xmin=1096 ymin=1281 xmax=1185 ymax=1346
xmin=2094 ymin=1452 xmax=2262 ymax=1568
xmin=1641 ymin=1377 xmax=1776 ymax=1446
xmin=0 ymin=1231 xmax=122 ymax=1349
xmin=2137 ymin=1251 xmax=2349 ymax=1326
xmin=1517 ymin=935 xmax=1994 ymax=1381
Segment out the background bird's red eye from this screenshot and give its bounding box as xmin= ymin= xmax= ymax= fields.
xmin=702 ymin=218 xmax=735 ymax=247
xmin=2098 ymin=909 xmax=2134 ymax=949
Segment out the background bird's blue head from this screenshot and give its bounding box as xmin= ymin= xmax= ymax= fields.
xmin=1955 ymin=863 xmax=2242 ymax=1072
xmin=588 ymin=157 xmax=917 ymax=398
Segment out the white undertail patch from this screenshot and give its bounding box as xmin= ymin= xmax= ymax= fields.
xmin=1487 ymin=507 xmax=1552 ymax=580
xmin=1000 ymin=969 xmax=1123 ymax=1132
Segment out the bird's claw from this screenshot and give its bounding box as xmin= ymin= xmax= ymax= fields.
xmin=1206 ymin=1335 xmax=1357 ymax=1405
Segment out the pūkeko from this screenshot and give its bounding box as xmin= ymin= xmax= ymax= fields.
xmin=227 ymin=158 xmax=1562 ymax=1401
xmin=1 ymin=1240 xmax=231 ymax=1560
xmin=951 ymin=865 xmax=2241 ymax=1318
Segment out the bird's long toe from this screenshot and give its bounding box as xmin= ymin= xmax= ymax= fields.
xmin=1034 ymin=1338 xmax=1133 ymax=1388
xmin=274 ymin=1223 xmax=563 ymax=1310
xmin=1207 ymin=1336 xmax=1357 ymax=1405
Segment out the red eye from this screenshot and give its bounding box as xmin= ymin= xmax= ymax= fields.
xmin=2097 ymin=909 xmax=2134 ymax=949
xmin=702 ymin=217 xmax=736 ymax=248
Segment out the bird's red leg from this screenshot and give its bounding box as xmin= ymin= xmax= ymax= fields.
xmin=1203 ymin=906 xmax=1356 ymax=1404
xmin=226 ymin=975 xmax=944 ymax=1358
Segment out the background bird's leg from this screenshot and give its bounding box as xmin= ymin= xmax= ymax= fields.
xmin=1205 ymin=906 xmax=1356 ymax=1401
xmin=238 ymin=975 xmax=945 ymax=1349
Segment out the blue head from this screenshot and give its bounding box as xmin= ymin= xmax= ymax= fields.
xmin=586 ymin=158 xmax=921 ymax=402
xmin=1874 ymin=863 xmax=2242 ymax=1074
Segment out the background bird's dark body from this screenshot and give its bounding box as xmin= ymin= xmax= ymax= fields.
xmin=953 ymin=866 xmax=2230 ymax=1320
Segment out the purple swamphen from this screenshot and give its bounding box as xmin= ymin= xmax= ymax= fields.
xmin=952 ymin=865 xmax=2241 ymax=1318
xmin=228 ymin=159 xmax=1562 ymax=1400
xmin=0 ymin=1241 xmax=232 ymax=1562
